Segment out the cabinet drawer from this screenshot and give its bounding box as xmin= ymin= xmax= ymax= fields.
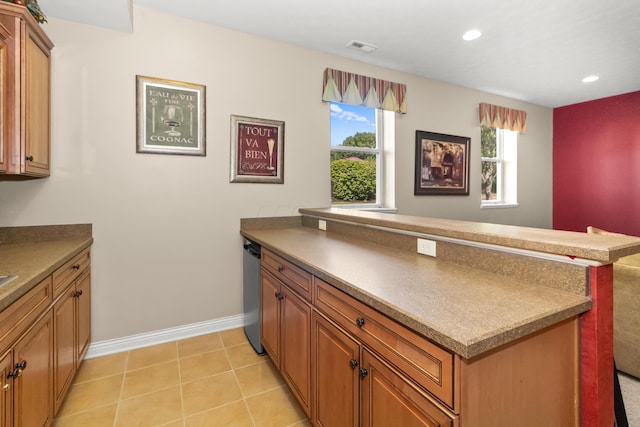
xmin=262 ymin=249 xmax=312 ymax=302
xmin=314 ymin=277 xmax=455 ymax=409
xmin=52 ymin=248 xmax=90 ymax=298
xmin=0 ymin=276 xmax=52 ymax=353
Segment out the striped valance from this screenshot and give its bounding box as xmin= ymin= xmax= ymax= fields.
xmin=479 ymin=102 xmax=527 ymax=133
xmin=322 ymin=68 xmax=407 ymax=113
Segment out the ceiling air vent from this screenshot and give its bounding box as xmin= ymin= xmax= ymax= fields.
xmin=346 ymin=40 xmax=377 ymax=53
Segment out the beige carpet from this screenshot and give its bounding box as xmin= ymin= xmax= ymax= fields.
xmin=619 ymin=372 xmax=639 ymax=426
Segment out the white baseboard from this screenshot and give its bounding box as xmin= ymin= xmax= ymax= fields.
xmin=84 ymin=313 xmax=247 ymax=359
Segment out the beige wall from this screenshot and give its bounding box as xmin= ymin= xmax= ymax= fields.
xmin=0 ymin=6 xmax=552 ymax=342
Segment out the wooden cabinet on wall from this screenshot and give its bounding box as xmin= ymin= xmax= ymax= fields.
xmin=0 ymin=2 xmax=53 ymax=178
xmin=261 ymin=249 xmax=312 ymax=418
xmin=0 ymin=247 xmax=91 ymax=427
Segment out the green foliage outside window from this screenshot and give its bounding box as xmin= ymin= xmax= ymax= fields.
xmin=330 ymin=132 xmax=376 ymax=160
xmin=331 ymin=132 xmax=377 ymax=203
xmin=331 ymin=158 xmax=376 ymax=202
xmin=481 ymin=126 xmax=497 ymax=200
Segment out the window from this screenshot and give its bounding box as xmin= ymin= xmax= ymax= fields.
xmin=481 ymin=125 xmax=517 ymax=206
xmin=330 ymin=102 xmax=394 ymax=208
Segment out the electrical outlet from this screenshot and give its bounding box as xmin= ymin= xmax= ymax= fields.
xmin=417 ymin=238 xmax=436 ymax=257
xmin=318 ymin=220 xmax=327 ymax=231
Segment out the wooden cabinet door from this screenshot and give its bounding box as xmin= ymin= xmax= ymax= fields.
xmin=360 ymin=349 xmax=454 ymax=427
xmin=76 ymin=271 xmax=91 ymax=363
xmin=312 ymin=312 xmax=359 ymax=427
xmin=53 ymin=287 xmax=75 ymax=414
xmin=13 ymin=311 xmax=52 ymax=427
xmin=53 ymin=267 xmax=90 ymax=416
xmin=0 ymin=351 xmax=13 ymax=427
xmin=261 ymin=270 xmax=281 ymax=368
xmin=280 ymin=286 xmax=312 ymax=417
xmin=23 ymin=26 xmax=50 ymax=176
xmin=0 ymin=4 xmax=52 ymax=178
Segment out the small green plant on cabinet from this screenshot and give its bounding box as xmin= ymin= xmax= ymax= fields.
xmin=1 ymin=0 xmax=47 ymax=23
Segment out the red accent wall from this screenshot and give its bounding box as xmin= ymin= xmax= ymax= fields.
xmin=553 ymin=91 xmax=640 ymax=236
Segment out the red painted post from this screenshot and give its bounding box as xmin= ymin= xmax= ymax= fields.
xmin=581 ymin=264 xmax=614 ymax=427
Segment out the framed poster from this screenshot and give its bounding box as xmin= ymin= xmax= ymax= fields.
xmin=136 ymin=75 xmax=206 ymax=156
xmin=230 ymin=115 xmax=284 ymax=184
xmin=415 ymin=130 xmax=470 ymax=195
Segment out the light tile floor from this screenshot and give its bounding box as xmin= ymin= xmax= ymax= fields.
xmin=53 ymin=328 xmax=310 ymax=427
xmin=53 ymin=326 xmax=640 ymax=426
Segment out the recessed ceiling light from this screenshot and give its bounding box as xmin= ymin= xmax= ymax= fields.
xmin=346 ymin=40 xmax=377 ymax=53
xmin=582 ymin=75 xmax=600 ymax=83
xmin=462 ymin=29 xmax=482 ymax=41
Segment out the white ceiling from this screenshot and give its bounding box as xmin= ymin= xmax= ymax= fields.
xmin=37 ymin=0 xmax=640 ymax=108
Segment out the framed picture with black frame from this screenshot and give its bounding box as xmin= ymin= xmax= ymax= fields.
xmin=414 ymin=130 xmax=470 ymax=195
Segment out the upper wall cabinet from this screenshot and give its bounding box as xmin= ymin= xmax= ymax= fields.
xmin=0 ymin=2 xmax=53 ymax=179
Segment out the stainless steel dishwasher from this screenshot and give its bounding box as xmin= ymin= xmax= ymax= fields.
xmin=243 ymin=240 xmax=264 ymax=354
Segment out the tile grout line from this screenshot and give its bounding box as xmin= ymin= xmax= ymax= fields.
xmin=112 ymin=349 xmax=130 ymax=427
xmin=222 ymin=337 xmax=259 ymax=427
xmin=175 ymin=340 xmax=186 ymax=426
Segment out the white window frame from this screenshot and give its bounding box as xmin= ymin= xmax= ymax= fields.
xmin=330 ymin=106 xmax=395 ymax=210
xmin=481 ymin=128 xmax=518 ymax=208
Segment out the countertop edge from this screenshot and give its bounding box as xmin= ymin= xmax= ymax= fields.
xmin=0 ymin=237 xmax=94 ymax=312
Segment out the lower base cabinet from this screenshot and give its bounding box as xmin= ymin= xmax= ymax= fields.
xmin=0 ymin=247 xmax=91 ymax=427
xmin=75 ymin=271 xmax=91 ymax=368
xmin=261 ymin=268 xmax=312 ymax=417
xmin=312 ymin=311 xmax=454 ymax=427
xmin=263 ymin=251 xmax=578 ymax=426
xmin=261 ymin=271 xmax=281 ymax=368
xmin=312 ymin=312 xmax=359 ymax=427
xmin=11 ymin=310 xmax=53 ymax=427
xmin=0 ymin=352 xmax=12 ymax=427
xmin=53 ymin=269 xmax=91 ymax=414
xmin=360 ymin=348 xmax=453 ymax=427
xmin=53 ymin=288 xmax=74 ymax=414
xmin=280 ymin=285 xmax=312 ymax=417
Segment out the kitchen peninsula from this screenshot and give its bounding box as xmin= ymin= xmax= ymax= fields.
xmin=241 ymin=208 xmax=640 ymax=427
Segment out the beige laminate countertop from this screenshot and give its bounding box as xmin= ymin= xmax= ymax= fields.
xmin=242 ymin=225 xmax=592 ymax=359
xmin=300 ymin=208 xmax=640 ymax=262
xmin=0 ymin=237 xmax=93 ymax=312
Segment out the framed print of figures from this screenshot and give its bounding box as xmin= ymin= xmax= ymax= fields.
xmin=230 ymin=115 xmax=284 ymax=184
xmin=415 ymin=130 xmax=470 ymax=195
xmin=136 ymin=75 xmax=206 ymax=156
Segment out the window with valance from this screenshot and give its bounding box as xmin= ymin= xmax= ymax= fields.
xmin=322 ymin=68 xmax=407 ymax=114
xmin=479 ymin=102 xmax=527 ymax=133
xmin=324 ymin=68 xmax=400 ymax=209
xmin=479 ymin=102 xmax=524 ymax=206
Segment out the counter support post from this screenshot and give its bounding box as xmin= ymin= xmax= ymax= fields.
xmin=581 ymin=264 xmax=614 ymax=427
